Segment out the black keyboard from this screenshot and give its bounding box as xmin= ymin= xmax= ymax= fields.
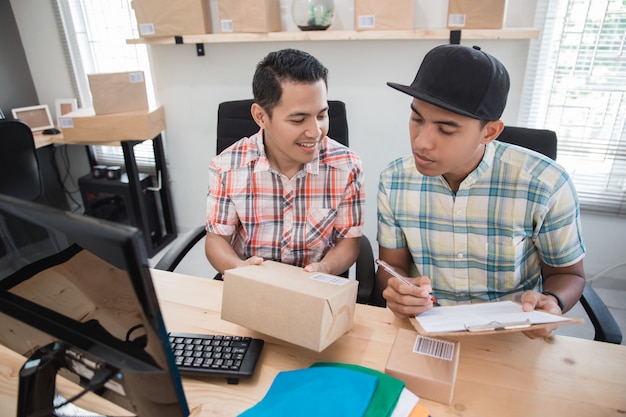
xmin=168 ymin=332 xmax=264 ymax=384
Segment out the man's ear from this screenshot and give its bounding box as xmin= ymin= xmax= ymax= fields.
xmin=251 ymin=103 xmax=267 ymax=128
xmin=481 ymin=120 xmax=505 ymax=145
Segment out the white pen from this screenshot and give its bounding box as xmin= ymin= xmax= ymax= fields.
xmin=375 ymin=259 xmax=438 ymax=303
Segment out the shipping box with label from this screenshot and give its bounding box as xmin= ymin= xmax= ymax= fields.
xmin=132 ymin=0 xmax=212 ymax=37
xmin=217 ymin=0 xmax=281 ymax=33
xmin=222 ymin=261 xmax=358 ymax=352
xmin=88 ymin=71 xmax=149 ymax=115
xmin=447 ymin=0 xmax=507 ymax=29
xmin=385 ymin=328 xmax=460 ymax=404
xmin=354 ymin=0 xmax=413 ymax=31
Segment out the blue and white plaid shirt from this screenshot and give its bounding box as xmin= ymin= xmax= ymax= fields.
xmin=377 ymin=140 xmax=585 ymax=305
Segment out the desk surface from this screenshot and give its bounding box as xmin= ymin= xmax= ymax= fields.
xmin=1 ymin=270 xmax=625 ymax=416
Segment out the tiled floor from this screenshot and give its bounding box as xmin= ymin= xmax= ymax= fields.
xmin=150 ymin=239 xmax=626 ymax=345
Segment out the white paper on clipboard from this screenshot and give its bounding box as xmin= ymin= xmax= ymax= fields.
xmin=413 ymin=300 xmax=572 ymax=334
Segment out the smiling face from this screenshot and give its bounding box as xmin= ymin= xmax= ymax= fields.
xmin=408 ymin=99 xmax=503 ymax=192
xmin=252 ymin=79 xmax=329 ymax=178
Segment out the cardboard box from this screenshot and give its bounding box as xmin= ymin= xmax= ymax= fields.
xmin=447 ymin=0 xmax=508 ymax=29
xmin=217 ymin=0 xmax=281 ymax=33
xmin=221 ymin=261 xmax=358 ymax=352
xmin=354 ymin=0 xmax=414 ymax=31
xmin=88 ymin=71 xmax=149 ymax=115
xmin=132 ymin=0 xmax=212 ymax=37
xmin=59 ymin=106 xmax=165 ymax=143
xmin=385 ymin=328 xmax=460 ymax=404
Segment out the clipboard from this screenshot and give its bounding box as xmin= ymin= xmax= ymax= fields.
xmin=409 ymin=300 xmax=584 ymax=337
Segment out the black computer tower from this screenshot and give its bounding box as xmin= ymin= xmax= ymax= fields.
xmin=78 ymin=173 xmax=162 ymax=246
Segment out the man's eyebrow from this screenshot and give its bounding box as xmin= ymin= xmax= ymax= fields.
xmin=288 ymin=106 xmax=329 ymax=118
xmin=410 ymin=103 xmax=461 ymax=128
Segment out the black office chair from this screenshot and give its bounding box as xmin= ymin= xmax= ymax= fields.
xmin=0 ymin=119 xmax=43 ymax=201
xmin=360 ymin=125 xmax=622 ymax=343
xmin=0 ymin=119 xmax=57 ymax=270
xmin=215 ymin=99 xmax=349 ymax=153
xmin=155 ymin=99 xmax=375 ymax=304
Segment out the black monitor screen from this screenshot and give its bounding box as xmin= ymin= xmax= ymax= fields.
xmin=0 ymin=194 xmax=189 ymax=416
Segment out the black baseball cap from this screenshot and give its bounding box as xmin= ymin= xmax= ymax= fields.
xmin=387 ymin=44 xmax=510 ymax=120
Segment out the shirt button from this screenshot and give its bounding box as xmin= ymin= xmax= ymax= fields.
xmin=456 ymin=210 xmax=463 ymax=215
xmin=457 ymin=253 xmax=464 ymax=259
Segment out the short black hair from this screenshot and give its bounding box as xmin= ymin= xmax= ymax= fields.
xmin=252 ymin=48 xmax=328 ymax=117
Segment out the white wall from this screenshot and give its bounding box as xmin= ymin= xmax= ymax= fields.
xmin=10 ymin=0 xmax=626 ymax=277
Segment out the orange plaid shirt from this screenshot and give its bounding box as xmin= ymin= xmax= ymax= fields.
xmin=206 ymin=131 xmax=365 ymax=267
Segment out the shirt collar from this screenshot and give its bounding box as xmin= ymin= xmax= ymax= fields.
xmin=252 ymin=130 xmax=320 ymax=176
xmin=458 ymin=141 xmax=495 ymax=189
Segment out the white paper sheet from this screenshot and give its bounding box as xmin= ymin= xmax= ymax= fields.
xmin=414 ymin=300 xmax=570 ymax=333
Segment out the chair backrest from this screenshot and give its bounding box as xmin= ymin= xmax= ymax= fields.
xmin=497 ymin=126 xmax=557 ymax=160
xmin=0 ymin=119 xmax=42 ymax=201
xmin=216 ymin=99 xmax=349 ymax=154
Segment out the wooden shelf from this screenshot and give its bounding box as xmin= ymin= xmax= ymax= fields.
xmin=127 ymin=28 xmax=539 ymax=45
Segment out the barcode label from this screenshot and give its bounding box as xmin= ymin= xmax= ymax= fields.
xmin=413 ymin=335 xmax=455 ymax=361
xmin=129 ymin=72 xmax=144 ymax=83
xmin=448 ymin=14 xmax=467 ymax=27
xmin=357 ymin=15 xmax=376 ymax=29
xmin=59 ymin=118 xmax=73 ymax=129
xmin=139 ymin=23 xmax=155 ymax=36
xmin=310 ymin=274 xmax=349 ymax=286
xmin=221 ymin=20 xmax=234 ymax=32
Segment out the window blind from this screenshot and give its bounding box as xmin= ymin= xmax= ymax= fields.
xmin=519 ymin=0 xmax=626 ymax=216
xmin=55 ymin=0 xmax=158 ymax=175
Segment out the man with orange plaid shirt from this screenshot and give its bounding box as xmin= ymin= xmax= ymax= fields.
xmin=205 ymin=49 xmax=365 ymax=277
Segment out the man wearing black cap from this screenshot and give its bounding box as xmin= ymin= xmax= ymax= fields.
xmin=377 ymin=44 xmax=586 ymax=338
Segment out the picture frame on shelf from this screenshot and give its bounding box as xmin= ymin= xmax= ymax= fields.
xmin=55 ymin=98 xmax=78 ymax=127
xmin=11 ymin=104 xmax=55 ymax=132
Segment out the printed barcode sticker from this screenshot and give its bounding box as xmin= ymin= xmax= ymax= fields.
xmin=139 ymin=23 xmax=155 ymax=36
xmin=357 ymin=15 xmax=376 ymax=29
xmin=221 ymin=20 xmax=234 ymax=32
xmin=310 ymin=274 xmax=349 ymax=286
xmin=448 ymin=14 xmax=467 ymax=27
xmin=129 ymin=72 xmax=144 ymax=83
xmin=59 ymin=118 xmax=73 ymax=129
xmin=413 ymin=335 xmax=455 ymax=361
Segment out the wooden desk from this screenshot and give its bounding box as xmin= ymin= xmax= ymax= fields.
xmin=1 ymin=270 xmax=625 ymax=417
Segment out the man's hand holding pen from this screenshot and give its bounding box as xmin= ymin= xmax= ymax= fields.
xmin=376 ymin=259 xmax=437 ymax=318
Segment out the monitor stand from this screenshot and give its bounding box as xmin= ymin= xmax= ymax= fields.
xmin=17 ymin=342 xmax=106 ymax=417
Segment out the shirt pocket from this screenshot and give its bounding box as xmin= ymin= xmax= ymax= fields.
xmin=305 ymin=208 xmax=337 ymax=255
xmin=483 ymin=235 xmax=528 ymax=287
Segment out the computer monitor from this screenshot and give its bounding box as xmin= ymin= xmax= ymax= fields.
xmin=0 ymin=194 xmax=189 ymax=417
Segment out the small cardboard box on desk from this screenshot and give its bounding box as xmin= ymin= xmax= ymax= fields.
xmin=385 ymin=328 xmax=460 ymax=404
xmin=88 ymin=71 xmax=149 ymax=115
xmin=58 ymin=106 xmax=165 ymax=144
xmin=221 ymin=261 xmax=358 ymax=352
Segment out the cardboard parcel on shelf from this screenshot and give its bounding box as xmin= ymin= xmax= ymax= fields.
xmin=222 ymin=261 xmax=358 ymax=352
xmin=217 ymin=0 xmax=281 ymax=33
xmin=354 ymin=0 xmax=414 ymax=31
xmin=447 ymin=0 xmax=508 ymax=29
xmin=132 ymin=0 xmax=212 ymax=36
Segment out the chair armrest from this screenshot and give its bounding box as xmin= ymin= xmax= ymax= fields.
xmin=579 ymin=282 xmax=622 ymax=344
xmin=154 ymin=225 xmax=206 ymax=272
xmin=355 ymin=236 xmax=375 ymax=304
